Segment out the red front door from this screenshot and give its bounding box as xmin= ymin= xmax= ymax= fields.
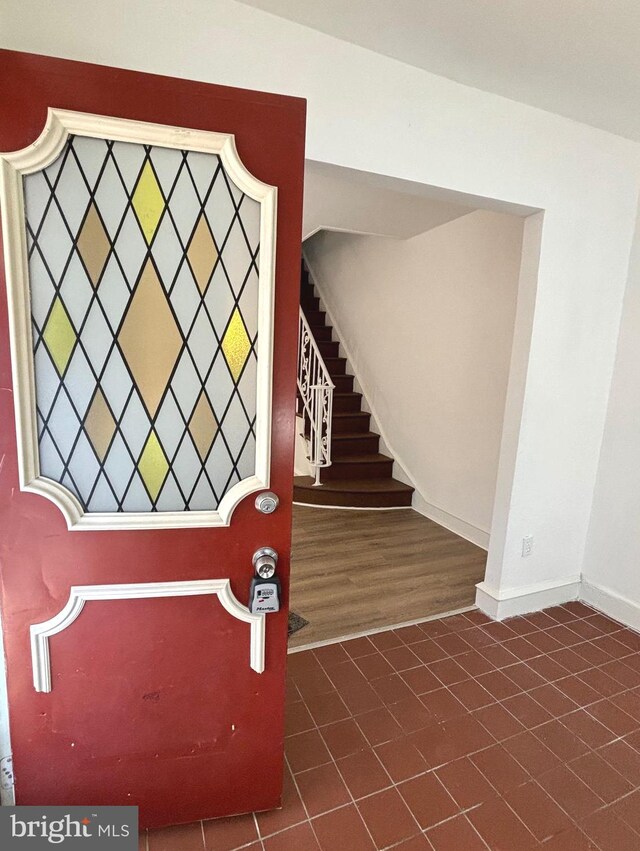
xmin=0 ymin=51 xmax=305 ymax=827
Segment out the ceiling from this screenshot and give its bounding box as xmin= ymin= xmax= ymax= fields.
xmin=239 ymin=0 xmax=640 ymax=142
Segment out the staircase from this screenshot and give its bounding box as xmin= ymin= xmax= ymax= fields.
xmin=294 ymin=264 xmax=414 ymax=508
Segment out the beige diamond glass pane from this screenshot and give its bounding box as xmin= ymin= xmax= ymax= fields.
xmin=187 ymin=214 xmax=218 ymax=294
xmin=84 ymin=389 xmax=116 ymax=461
xmin=22 ymin=134 xmax=260 ymax=513
xmin=118 ymin=258 xmax=182 ymax=417
xmin=76 ymin=203 xmax=110 ymax=286
xmin=189 ymin=392 xmax=218 ymax=461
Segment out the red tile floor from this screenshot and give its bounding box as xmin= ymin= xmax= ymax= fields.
xmin=144 ymin=602 xmax=640 ymax=851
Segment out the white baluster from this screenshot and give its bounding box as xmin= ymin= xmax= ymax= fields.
xmin=297 ymin=306 xmax=335 ymax=484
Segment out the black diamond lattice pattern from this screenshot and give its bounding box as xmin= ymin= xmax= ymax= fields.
xmin=23 ymin=134 xmax=261 ymax=512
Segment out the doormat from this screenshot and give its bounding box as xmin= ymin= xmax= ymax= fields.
xmin=288 ymin=611 xmax=309 ymax=637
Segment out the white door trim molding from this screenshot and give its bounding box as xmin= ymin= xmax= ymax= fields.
xmin=0 ymin=108 xmax=277 ymax=530
xmin=30 ymin=579 xmax=266 ymax=692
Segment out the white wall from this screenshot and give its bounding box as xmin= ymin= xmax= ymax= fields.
xmin=305 ymin=211 xmax=523 ymax=547
xmin=303 ymin=160 xmax=474 ymax=239
xmin=2 ymin=0 xmax=640 ymax=614
xmin=582 ymin=211 xmax=640 ymax=625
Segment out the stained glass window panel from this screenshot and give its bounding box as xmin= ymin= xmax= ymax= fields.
xmin=23 ymin=136 xmax=260 ymax=513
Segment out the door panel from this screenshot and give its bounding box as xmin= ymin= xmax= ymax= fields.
xmin=0 ymin=50 xmax=305 ymax=827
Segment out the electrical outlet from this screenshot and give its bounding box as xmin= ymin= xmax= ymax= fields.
xmin=522 ymin=535 xmax=534 ymax=558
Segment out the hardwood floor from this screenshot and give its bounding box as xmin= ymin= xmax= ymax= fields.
xmin=289 ymin=505 xmax=487 ymax=648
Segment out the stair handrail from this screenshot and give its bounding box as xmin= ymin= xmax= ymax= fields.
xmin=297 ymin=307 xmax=335 ymax=485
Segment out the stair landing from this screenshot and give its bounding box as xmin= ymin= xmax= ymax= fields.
xmin=293 ymin=475 xmax=414 ymax=508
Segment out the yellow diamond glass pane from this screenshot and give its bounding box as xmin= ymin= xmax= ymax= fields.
xmin=187 ymin=215 xmax=218 ymax=294
xmin=222 ymin=308 xmax=251 ymax=382
xmin=138 ymin=431 xmax=169 ymax=501
xmin=77 ymin=203 xmax=111 ymax=286
xmin=23 ymin=135 xmax=260 ymax=514
xmin=132 ymin=161 xmax=165 ymax=244
xmin=43 ymin=297 xmax=76 ymax=375
xmin=118 ymin=259 xmax=182 ymax=416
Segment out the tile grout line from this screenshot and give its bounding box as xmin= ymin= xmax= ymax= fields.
xmin=298 ymin=638 xmax=438 ymax=847
xmin=527 ymin=772 xmax=605 ymax=851
xmin=282 ymin=753 xmax=325 ymax=849
xmin=175 ymin=602 xmax=640 ymax=851
xmin=458 ymin=734 xmax=547 ymax=846
xmin=296 ymin=603 xmax=640 ymax=849
xmin=414 ymin=803 xmax=492 ymax=851
xmin=471 ymin=616 xmax=640 ymax=847
xmin=251 ymin=812 xmax=263 ymax=849
xmin=252 ymin=755 xmax=308 ymax=843
xmin=315 ymin=618 xmax=636 ymax=723
xmin=460 ymin=812 xmax=493 ymax=851
xmin=297 ymin=670 xmax=421 ymax=849
xmin=281 ymin=604 xmax=638 ymax=847
xmin=307 ymin=612 xmax=501 ymax=845
xmin=292 ymin=621 xmax=636 ymax=762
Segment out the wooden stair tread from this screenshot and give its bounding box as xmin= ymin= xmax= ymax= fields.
xmin=331 ymin=452 xmax=392 ymax=464
xmin=294 ymin=476 xmax=413 ymax=494
xmin=333 ymin=410 xmax=369 ymax=419
xmin=333 ymin=430 xmax=379 ymax=441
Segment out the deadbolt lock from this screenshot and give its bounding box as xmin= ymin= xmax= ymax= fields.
xmin=255 ymin=491 xmax=279 ymax=514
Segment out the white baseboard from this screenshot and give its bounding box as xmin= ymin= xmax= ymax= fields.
xmin=581 ymin=580 xmax=640 ymax=633
xmin=293 ymin=501 xmax=411 ymax=512
xmin=476 ymin=576 xmax=581 ymax=620
xmin=412 ymin=492 xmax=489 ymax=550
